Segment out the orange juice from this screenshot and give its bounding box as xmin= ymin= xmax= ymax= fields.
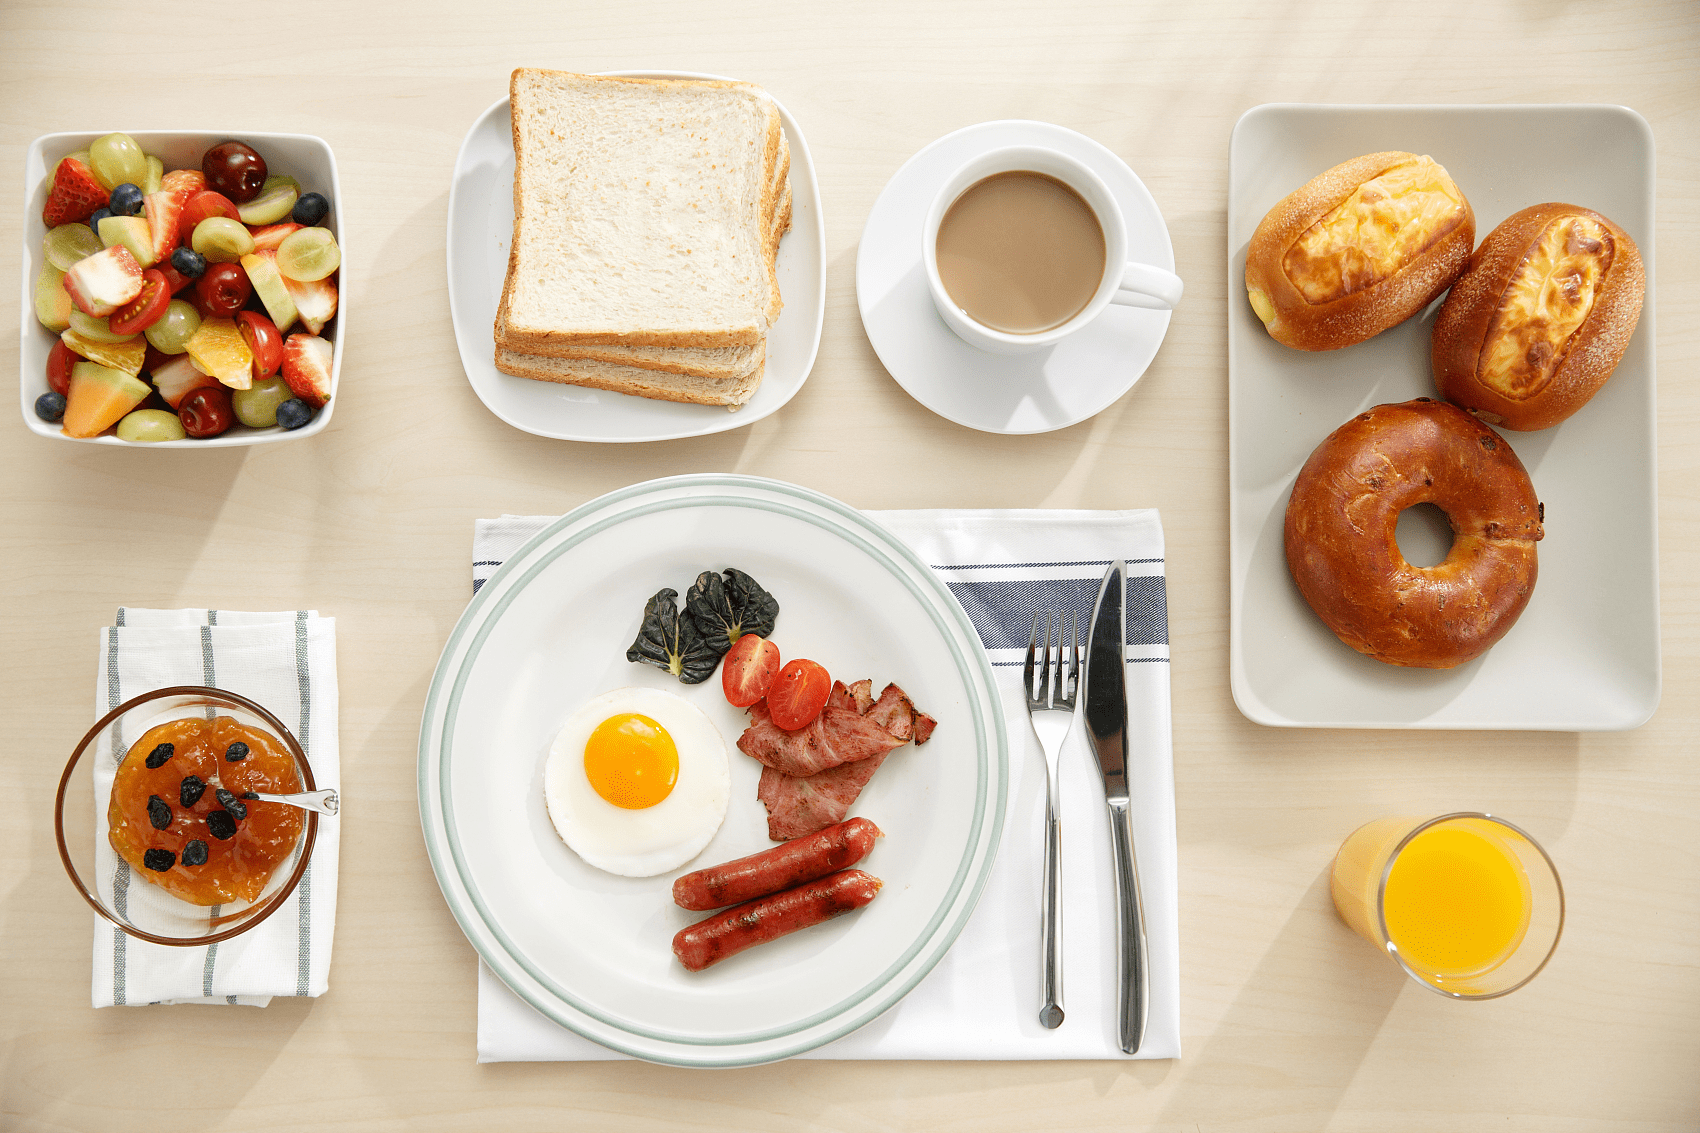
xmin=1382 ymin=821 xmax=1530 ymax=977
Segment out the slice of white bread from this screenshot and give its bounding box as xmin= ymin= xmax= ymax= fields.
xmin=494 ymin=346 xmax=764 ymax=407
xmin=498 ymin=69 xmax=780 ymax=350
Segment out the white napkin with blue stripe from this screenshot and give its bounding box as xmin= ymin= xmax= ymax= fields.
xmin=91 ymin=609 xmax=340 ymax=1007
xmin=472 ymin=511 xmax=1179 ymax=1059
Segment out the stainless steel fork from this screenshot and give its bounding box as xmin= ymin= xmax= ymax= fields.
xmin=1024 ymin=609 xmax=1079 ymax=1030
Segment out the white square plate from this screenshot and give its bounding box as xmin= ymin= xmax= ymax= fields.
xmin=19 ymin=130 xmax=343 ymax=447
xmin=445 ymin=72 xmax=825 ymax=443
xmin=1228 ymin=104 xmax=1659 ymax=730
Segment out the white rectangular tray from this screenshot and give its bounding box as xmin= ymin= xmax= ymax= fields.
xmin=1227 ymin=104 xmax=1659 ymax=730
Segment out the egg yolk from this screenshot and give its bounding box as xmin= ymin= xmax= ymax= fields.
xmin=583 ymin=713 xmax=679 ymax=809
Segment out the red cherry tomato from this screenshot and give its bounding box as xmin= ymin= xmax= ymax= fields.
xmin=109 ymin=269 xmax=171 ymax=335
xmin=179 ymin=385 xmax=235 ymax=438
xmin=766 ymin=659 xmax=832 ymax=731
xmin=203 ymin=142 xmax=267 ymax=203
xmin=177 ymin=190 xmax=240 ymax=246
xmin=46 ymin=339 xmax=77 ymax=397
xmin=236 ymin=311 xmax=284 ymax=379
xmin=194 ymin=262 xmax=252 ymax=317
xmin=722 ymin=635 xmax=781 ymax=708
xmin=155 ymin=261 xmax=194 ymax=295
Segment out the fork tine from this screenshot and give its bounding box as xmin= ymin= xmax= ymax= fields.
xmin=1067 ymin=609 xmax=1081 ymax=701
xmin=1023 ymin=612 xmax=1039 ymax=701
xmin=1038 ymin=609 xmax=1054 ymax=706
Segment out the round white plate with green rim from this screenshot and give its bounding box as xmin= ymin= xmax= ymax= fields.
xmin=417 ymin=474 xmax=1007 ymax=1066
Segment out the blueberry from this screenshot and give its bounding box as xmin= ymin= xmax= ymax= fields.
xmin=275 ymin=399 xmax=313 ymax=430
xmin=34 ymin=391 xmax=66 ymax=422
xmin=179 ymin=775 xmax=206 ymax=808
xmin=88 ymin=207 xmax=113 ymax=233
xmin=181 ymin=839 xmax=208 ymax=867
xmin=109 ymin=183 xmax=144 ymax=217
xmin=147 ymin=795 xmax=172 ymax=831
xmin=171 ymin=246 xmax=206 ymax=278
xmin=206 ymin=810 xmax=237 ymax=841
xmin=225 ymin=741 xmax=249 ymax=762
xmin=142 ymin=848 xmax=175 ymax=871
xmin=292 ymin=192 xmax=329 ymax=226
xmin=145 ymin=742 xmax=174 ymax=769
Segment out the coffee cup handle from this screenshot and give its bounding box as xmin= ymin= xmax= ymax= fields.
xmin=1110 ymin=263 xmax=1184 ymax=311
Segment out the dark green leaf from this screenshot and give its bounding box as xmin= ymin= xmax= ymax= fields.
xmin=687 ymin=567 xmax=779 ymax=653
xmin=626 ymin=588 xmax=723 ymax=684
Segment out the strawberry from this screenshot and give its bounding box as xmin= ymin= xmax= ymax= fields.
xmin=248 ymin=222 xmax=302 ymax=252
xmin=280 ymin=333 xmax=333 ymax=407
xmin=149 ymin=354 xmax=220 ymax=409
xmin=158 ymin=169 xmax=207 ymax=194
xmin=282 ymin=271 xmax=338 ymax=335
xmin=62 ymin=245 xmax=143 ymax=317
xmin=42 ymin=157 xmax=108 ymax=228
xmin=144 ymin=190 xmax=191 ymax=266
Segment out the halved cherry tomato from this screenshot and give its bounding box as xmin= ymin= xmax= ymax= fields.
xmin=194 ymin=262 xmax=251 ymax=317
xmin=154 ymin=261 xmax=194 ymax=295
xmin=722 ymin=634 xmax=781 ymax=708
xmin=236 ymin=310 xmax=284 ymax=379
xmin=766 ymin=659 xmax=832 ymax=731
xmin=176 ymin=190 xmax=240 ymax=246
xmin=109 ymin=269 xmax=171 ymax=335
xmin=46 ymin=339 xmax=77 ymax=397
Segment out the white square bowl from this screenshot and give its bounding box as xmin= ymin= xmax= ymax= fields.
xmin=20 ymin=130 xmax=343 ymax=447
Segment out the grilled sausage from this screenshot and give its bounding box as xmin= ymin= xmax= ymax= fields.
xmin=672 ymin=818 xmax=883 ymax=911
xmin=672 ymin=869 xmax=883 ymax=972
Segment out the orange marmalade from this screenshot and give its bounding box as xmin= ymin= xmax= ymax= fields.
xmin=108 ymin=716 xmax=304 ymax=906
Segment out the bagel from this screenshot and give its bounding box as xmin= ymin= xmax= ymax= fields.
xmin=1284 ymin=399 xmax=1543 ymax=669
xmin=1432 ymin=203 xmax=1644 ymax=431
xmin=1246 ymin=152 xmax=1474 ymax=351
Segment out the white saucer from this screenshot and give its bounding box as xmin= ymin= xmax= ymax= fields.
xmin=855 ymin=121 xmax=1177 ymax=435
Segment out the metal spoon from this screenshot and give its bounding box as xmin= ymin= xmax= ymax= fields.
xmin=239 ymin=788 xmax=339 ymax=816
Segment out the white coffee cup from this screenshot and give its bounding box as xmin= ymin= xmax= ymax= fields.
xmin=922 ymin=145 xmax=1184 ymax=355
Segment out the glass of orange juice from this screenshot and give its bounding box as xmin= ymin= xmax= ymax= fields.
xmin=1330 ymin=813 xmax=1563 ymax=999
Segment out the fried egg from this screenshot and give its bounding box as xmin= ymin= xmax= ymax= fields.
xmin=544 ymin=687 xmax=730 ymax=877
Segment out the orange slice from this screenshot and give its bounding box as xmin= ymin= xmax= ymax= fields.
xmin=184 ymin=317 xmax=254 ymax=389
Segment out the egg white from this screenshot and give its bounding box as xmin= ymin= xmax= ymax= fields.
xmin=544 ymin=687 xmax=730 ymax=878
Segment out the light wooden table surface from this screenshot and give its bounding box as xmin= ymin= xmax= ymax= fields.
xmin=4 ymin=1 xmax=1697 ymax=1129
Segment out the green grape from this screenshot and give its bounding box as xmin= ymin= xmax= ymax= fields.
xmin=89 ymin=133 xmax=147 ymax=192
xmin=142 ymin=155 xmax=164 ymax=195
xmin=192 ymin=216 xmax=254 ymax=263
xmin=68 ymin=309 xmax=139 ymax=343
xmin=63 ymin=149 xmax=91 ymax=170
xmin=116 ymin=408 xmax=186 ymax=443
xmin=144 ymin=300 xmax=202 ymax=354
xmin=276 ymin=227 xmax=341 ymax=282
xmin=34 ymin=264 xmax=71 ymax=332
xmin=237 ymin=175 xmax=300 ymax=226
xmin=232 ymin=377 xmax=291 ymax=427
xmin=45 ymin=223 xmax=103 ymax=271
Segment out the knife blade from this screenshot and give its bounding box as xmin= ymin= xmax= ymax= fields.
xmin=1083 ymin=559 xmax=1149 ymax=1055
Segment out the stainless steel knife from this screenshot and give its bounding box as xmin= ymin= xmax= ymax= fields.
xmin=1083 ymin=560 xmax=1149 ymax=1055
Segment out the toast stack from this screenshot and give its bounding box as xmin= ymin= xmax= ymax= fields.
xmin=494 ymin=69 xmax=793 ymax=407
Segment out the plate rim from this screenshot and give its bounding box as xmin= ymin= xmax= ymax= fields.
xmin=854 ymin=118 xmax=1175 ymax=435
xmin=444 ymin=71 xmax=826 ymax=444
xmin=416 ymin=473 xmax=1009 ymax=1065
xmin=1225 ymin=102 xmax=1661 ymax=730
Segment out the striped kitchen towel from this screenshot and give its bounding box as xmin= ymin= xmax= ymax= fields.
xmin=91 ymin=609 xmax=340 ymax=1007
xmin=472 ymin=509 xmax=1179 ymax=1060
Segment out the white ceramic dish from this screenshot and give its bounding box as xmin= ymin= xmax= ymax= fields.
xmin=856 ymin=120 xmax=1176 ymax=434
xmin=445 ymin=72 xmax=825 ymax=444
xmin=1228 ymin=104 xmax=1659 ymax=730
xmin=20 ymin=130 xmax=343 ymax=447
xmin=417 ymin=474 xmax=1008 ymax=1066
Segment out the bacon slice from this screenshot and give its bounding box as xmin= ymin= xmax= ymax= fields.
xmin=749 ymin=681 xmax=935 ymax=840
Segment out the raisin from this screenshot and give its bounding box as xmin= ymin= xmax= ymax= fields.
xmin=145 ymin=743 xmax=174 ymax=769
xmin=215 ymin=788 xmax=248 ymax=820
xmin=147 ymin=795 xmax=172 ymax=831
xmin=207 ymin=810 xmax=237 ymax=840
xmin=181 ymin=839 xmax=209 ymax=867
xmin=143 ymin=848 xmax=175 ymax=871
xmin=179 ymin=775 xmax=206 ymax=808
xmin=225 ymin=741 xmax=249 ymax=762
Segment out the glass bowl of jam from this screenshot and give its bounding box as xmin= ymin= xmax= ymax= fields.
xmin=55 ymin=686 xmax=321 ymax=946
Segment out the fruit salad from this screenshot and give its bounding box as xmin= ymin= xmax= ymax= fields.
xmin=30 ymin=132 xmax=340 ymax=443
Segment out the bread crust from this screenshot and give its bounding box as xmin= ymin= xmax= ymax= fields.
xmin=1431 ymin=203 xmax=1644 ymax=431
xmin=497 ymin=69 xmax=780 ymax=350
xmin=1284 ymin=398 xmax=1543 ymax=669
xmin=1246 ymin=151 xmax=1475 ymax=351
xmin=494 ymin=346 xmax=762 ymax=407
